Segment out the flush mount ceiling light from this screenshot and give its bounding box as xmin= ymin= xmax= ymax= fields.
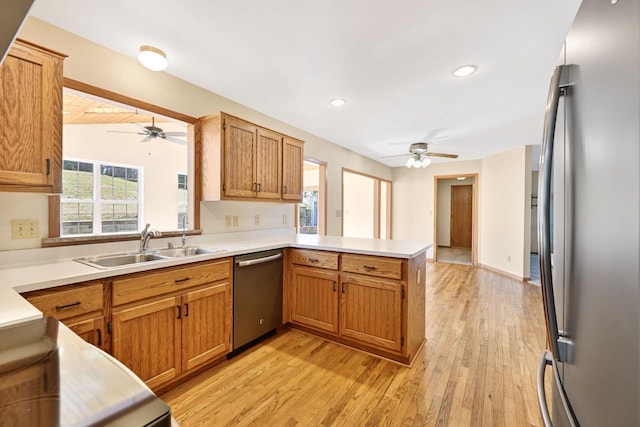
xmin=457 ymin=177 xmax=466 ymax=181
xmin=405 ymin=154 xmax=431 ymax=168
xmin=452 ymin=65 xmax=477 ymax=77
xmin=138 ymin=45 xmax=168 ymax=71
xmin=329 ymin=98 xmax=346 ymax=107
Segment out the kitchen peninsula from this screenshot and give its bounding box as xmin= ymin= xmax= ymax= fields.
xmin=0 ymin=233 xmax=429 ymax=390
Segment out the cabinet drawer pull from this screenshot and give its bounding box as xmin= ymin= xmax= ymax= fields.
xmin=55 ymin=301 xmax=81 ymax=310
xmin=308 ymin=257 xmax=319 ymax=263
xmin=184 ymin=303 xmax=189 ymax=317
xmin=177 ymin=305 xmax=182 ymax=319
xmin=175 ymin=277 xmax=190 ymax=283
xmin=97 ymin=328 xmax=102 ymax=346
xmin=363 ymin=265 xmax=377 ymax=271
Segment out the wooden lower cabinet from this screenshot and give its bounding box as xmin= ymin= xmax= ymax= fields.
xmin=22 ymin=281 xmax=107 ymax=352
xmin=340 ymin=274 xmax=403 ymax=353
xmin=112 ymin=296 xmax=182 ymax=390
xmin=291 ymin=266 xmax=339 ymax=334
xmin=110 ymin=260 xmax=233 ymax=390
xmin=181 ymin=283 xmax=232 ymax=372
xmin=286 ymin=249 xmax=426 ymax=365
xmin=67 ymin=316 xmax=105 ymax=348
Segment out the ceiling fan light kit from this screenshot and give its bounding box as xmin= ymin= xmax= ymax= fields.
xmin=405 ymin=155 xmax=431 ymax=168
xmin=138 ymin=45 xmax=167 ymax=71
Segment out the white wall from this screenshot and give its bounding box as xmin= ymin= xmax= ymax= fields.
xmin=392 ymin=160 xmax=483 ymax=259
xmin=342 ymin=171 xmax=375 ymax=238
xmin=436 ymin=177 xmax=475 ymax=247
xmin=479 ymin=146 xmax=528 ymax=278
xmin=0 ymin=17 xmax=392 ymax=250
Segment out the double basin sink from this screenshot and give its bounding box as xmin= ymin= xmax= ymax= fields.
xmin=75 ymin=246 xmax=225 ymax=269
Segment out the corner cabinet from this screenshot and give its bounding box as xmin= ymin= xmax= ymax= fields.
xmin=22 ymin=281 xmax=107 ymax=352
xmin=285 ymin=249 xmax=426 ymax=365
xmin=0 ymin=39 xmax=66 ymax=193
xmin=201 ymin=112 xmax=303 ymax=202
xmin=110 ymin=259 xmax=232 ymax=391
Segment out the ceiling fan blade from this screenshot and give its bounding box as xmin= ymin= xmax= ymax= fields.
xmin=426 ymin=152 xmax=458 ymax=158
xmin=107 ymin=130 xmax=147 ymax=135
xmin=131 ymin=122 xmax=151 ymax=133
xmin=381 ymin=153 xmax=411 ymax=158
xmin=162 ymin=131 xmax=188 ymax=137
xmin=162 ymin=135 xmax=187 ymax=145
xmin=140 ymin=136 xmax=152 ymax=143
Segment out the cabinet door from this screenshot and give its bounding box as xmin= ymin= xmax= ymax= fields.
xmin=66 ymin=316 xmax=106 ymax=350
xmin=340 ymin=274 xmax=403 ymax=352
xmin=0 ymin=41 xmax=63 ymax=192
xmin=223 ymin=117 xmax=257 ymax=198
xmin=181 ymin=282 xmax=232 ymax=371
xmin=282 ymin=137 xmax=303 ymax=201
xmin=291 ymin=267 xmax=339 ymax=334
xmin=255 ymin=128 xmax=282 ymax=199
xmin=112 ymin=296 xmax=182 ymax=390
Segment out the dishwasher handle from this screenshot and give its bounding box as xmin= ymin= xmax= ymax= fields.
xmin=236 ymin=253 xmax=283 ymax=267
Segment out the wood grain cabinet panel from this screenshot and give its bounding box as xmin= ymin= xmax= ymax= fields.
xmin=290 ymin=249 xmax=339 ymax=270
xmin=0 ymin=39 xmax=65 ymax=193
xmin=291 ymin=266 xmax=339 ymax=334
xmin=200 ymin=112 xmax=303 ymax=202
xmin=223 ymin=117 xmax=257 ymax=198
xmin=112 ymin=296 xmax=182 ymax=390
xmin=282 ymin=137 xmax=304 ymax=201
xmin=340 ymin=274 xmax=403 ymax=352
xmin=255 ymin=128 xmax=282 ymax=199
xmin=181 ymin=282 xmax=232 ymax=372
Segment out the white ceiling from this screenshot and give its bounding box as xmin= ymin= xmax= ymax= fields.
xmin=29 ymin=0 xmax=581 ymax=167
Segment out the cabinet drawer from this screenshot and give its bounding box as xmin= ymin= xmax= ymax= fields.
xmin=24 ymin=282 xmax=103 ymax=321
xmin=112 ymin=259 xmax=231 ymax=306
xmin=341 ymin=254 xmax=403 ymax=280
xmin=290 ymin=249 xmax=338 ymax=270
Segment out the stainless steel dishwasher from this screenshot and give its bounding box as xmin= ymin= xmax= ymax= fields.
xmin=233 ymin=249 xmax=283 ymax=351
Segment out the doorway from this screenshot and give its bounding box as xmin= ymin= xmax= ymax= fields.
xmin=342 ymin=169 xmax=391 ymax=239
xmin=296 ymin=159 xmax=326 ymax=235
xmin=434 ymin=175 xmax=478 ymax=265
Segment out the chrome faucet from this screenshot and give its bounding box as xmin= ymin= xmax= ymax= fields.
xmin=181 ymin=217 xmax=190 ymax=247
xmin=140 ymin=223 xmax=162 ymax=252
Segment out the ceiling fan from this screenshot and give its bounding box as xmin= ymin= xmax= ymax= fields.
xmin=107 ymin=117 xmax=187 ymax=145
xmin=383 ymin=142 xmax=458 ymax=168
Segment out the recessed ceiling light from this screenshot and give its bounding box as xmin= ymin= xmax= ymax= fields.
xmin=329 ymin=98 xmax=346 ymax=107
xmin=452 ymin=65 xmax=477 ymax=77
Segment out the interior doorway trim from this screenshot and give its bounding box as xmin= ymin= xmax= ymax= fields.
xmin=433 ymin=173 xmax=479 ymax=265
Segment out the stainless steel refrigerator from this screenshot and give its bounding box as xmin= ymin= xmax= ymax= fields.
xmin=536 ymin=0 xmax=639 ymax=426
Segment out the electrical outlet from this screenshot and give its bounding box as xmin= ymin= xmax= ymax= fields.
xmin=225 ymin=215 xmax=232 ymax=227
xmin=255 ymin=215 xmax=260 ymax=225
xmin=233 ymin=216 xmax=239 ymax=227
xmin=11 ymin=219 xmax=39 ymax=239
xmin=336 ymin=209 xmax=342 ymax=217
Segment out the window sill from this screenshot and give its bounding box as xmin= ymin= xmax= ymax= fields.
xmin=41 ymin=229 xmax=203 ymax=248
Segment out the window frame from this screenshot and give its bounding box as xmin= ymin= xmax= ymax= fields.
xmin=45 ymin=78 xmax=201 ymax=246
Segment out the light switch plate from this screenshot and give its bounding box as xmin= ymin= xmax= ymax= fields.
xmin=11 ymin=219 xmax=39 ymax=239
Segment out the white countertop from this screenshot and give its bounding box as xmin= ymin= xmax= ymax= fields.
xmin=0 ymin=233 xmax=430 ymax=328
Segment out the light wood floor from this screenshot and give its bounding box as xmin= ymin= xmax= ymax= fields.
xmin=436 ymin=247 xmax=472 ymax=265
xmin=161 ymin=262 xmax=548 ymax=426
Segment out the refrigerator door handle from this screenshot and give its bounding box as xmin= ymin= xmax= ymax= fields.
xmin=538 ymin=64 xmax=576 ymax=363
xmin=537 ymin=351 xmax=580 ymax=427
xmin=537 ymin=351 xmax=554 ymax=427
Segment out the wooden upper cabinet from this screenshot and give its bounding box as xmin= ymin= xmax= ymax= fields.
xmin=282 ymin=137 xmax=303 ymax=201
xmin=224 ymin=117 xmax=257 ymax=198
xmin=0 ymin=40 xmax=65 ymax=193
xmin=200 ymin=112 xmax=303 ymax=202
xmin=255 ymin=128 xmax=282 ymax=199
